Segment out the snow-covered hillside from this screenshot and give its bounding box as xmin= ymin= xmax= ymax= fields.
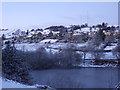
xmin=1 ymin=77 xmax=54 ymax=89
xmin=1 ymin=78 xmax=35 ymax=88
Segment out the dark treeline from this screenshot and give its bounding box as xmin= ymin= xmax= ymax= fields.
xmin=20 ymin=44 xmax=83 ymax=70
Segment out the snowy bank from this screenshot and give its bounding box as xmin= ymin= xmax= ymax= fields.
xmin=2 ymin=78 xmax=35 ymax=88
xmin=1 ymin=77 xmax=55 ymax=90
xmin=74 ymin=64 xmax=117 ymax=68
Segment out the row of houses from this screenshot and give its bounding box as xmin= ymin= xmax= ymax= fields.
xmin=1 ymin=24 xmax=120 ymax=43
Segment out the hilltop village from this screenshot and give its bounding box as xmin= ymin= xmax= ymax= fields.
xmin=1 ymin=22 xmax=120 ymax=44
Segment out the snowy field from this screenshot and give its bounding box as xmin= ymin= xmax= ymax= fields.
xmin=14 ymin=42 xmax=87 ymax=52
xmin=13 ymin=42 xmax=117 ymax=61
xmin=14 ymin=43 xmax=117 ymax=60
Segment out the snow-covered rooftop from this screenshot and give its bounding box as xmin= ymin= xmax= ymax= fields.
xmin=104 ymin=46 xmax=116 ymax=51
xmin=73 ymin=33 xmax=84 ymax=36
xmin=52 ymin=31 xmax=60 ymax=34
xmin=42 ymin=29 xmax=50 ymax=35
xmin=40 ymin=39 xmax=58 ymax=44
xmin=78 ymin=27 xmax=98 ymax=33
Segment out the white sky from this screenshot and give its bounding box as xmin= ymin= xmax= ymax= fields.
xmin=1 ymin=1 xmax=119 ymax=30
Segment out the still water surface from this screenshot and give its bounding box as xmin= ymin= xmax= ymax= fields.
xmin=31 ymin=68 xmax=120 ymax=88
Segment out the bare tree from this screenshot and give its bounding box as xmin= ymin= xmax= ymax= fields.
xmin=57 ymin=43 xmax=82 ymax=67
xmin=91 ymin=48 xmax=104 ymax=60
xmin=91 ymin=29 xmax=105 ymax=46
xmin=112 ymin=40 xmax=120 ymax=62
xmin=84 ymin=43 xmax=104 ymax=65
xmin=105 ymin=35 xmax=116 ymax=43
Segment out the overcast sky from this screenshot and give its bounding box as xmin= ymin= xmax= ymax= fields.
xmin=2 ymin=2 xmax=118 ymax=30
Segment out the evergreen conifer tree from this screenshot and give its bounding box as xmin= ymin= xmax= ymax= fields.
xmin=2 ymin=41 xmax=34 ymax=85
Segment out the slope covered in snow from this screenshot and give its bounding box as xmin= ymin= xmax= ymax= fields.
xmin=1 ymin=78 xmax=35 ymax=88
xmin=1 ymin=77 xmax=54 ymax=89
